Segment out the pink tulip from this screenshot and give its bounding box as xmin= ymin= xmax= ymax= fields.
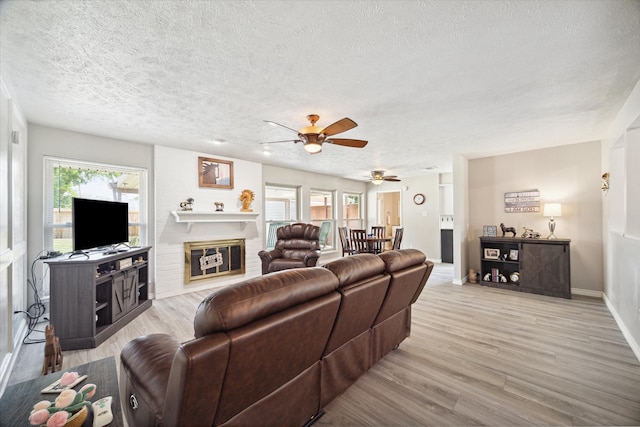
xmin=28 ymin=408 xmax=50 ymax=425
xmin=46 ymin=410 xmax=69 ymax=427
xmin=54 ymin=389 xmax=76 ymax=408
xmin=59 ymin=371 xmax=79 ymax=386
xmin=80 ymin=383 xmax=96 ymax=399
xmin=33 ymin=400 xmax=52 ymax=411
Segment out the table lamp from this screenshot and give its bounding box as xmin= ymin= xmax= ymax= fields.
xmin=543 ymin=203 xmax=562 ymax=239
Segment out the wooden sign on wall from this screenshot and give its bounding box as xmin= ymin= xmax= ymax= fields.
xmin=504 ymin=189 xmax=540 ymax=213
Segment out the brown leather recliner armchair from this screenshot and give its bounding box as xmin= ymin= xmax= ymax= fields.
xmin=258 ymin=223 xmax=321 ymax=274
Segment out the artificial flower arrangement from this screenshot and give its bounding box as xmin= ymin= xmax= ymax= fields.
xmin=28 ymin=372 xmax=97 ymax=427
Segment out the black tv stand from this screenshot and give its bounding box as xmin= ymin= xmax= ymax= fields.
xmin=46 ymin=246 xmax=152 ymax=350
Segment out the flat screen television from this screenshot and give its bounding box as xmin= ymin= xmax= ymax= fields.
xmin=72 ymin=198 xmax=129 ymax=252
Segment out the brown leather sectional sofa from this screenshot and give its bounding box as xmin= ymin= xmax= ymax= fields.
xmin=120 ymin=249 xmax=434 ymax=426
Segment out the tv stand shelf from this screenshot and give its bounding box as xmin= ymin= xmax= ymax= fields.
xmin=46 ymin=246 xmax=153 ymax=350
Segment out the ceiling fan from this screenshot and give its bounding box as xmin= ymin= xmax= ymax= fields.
xmin=262 ymin=114 xmax=368 ymax=154
xmin=370 ymin=170 xmax=401 ymax=185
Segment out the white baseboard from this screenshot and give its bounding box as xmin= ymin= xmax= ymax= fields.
xmin=571 ymin=288 xmax=604 ymax=298
xmin=603 ymin=293 xmax=640 ymax=363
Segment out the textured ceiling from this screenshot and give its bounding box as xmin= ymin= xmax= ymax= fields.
xmin=1 ymin=0 xmax=640 ymax=181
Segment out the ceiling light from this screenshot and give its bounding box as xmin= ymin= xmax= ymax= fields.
xmin=304 ymin=141 xmax=322 ymax=154
xmin=371 ymin=178 xmax=384 ymax=185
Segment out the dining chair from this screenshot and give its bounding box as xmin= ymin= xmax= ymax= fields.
xmin=338 ymin=226 xmax=354 ymax=256
xmin=370 ymin=225 xmax=386 ymax=254
xmin=350 ymin=229 xmax=369 ymax=254
xmin=392 ymin=227 xmax=404 ymax=250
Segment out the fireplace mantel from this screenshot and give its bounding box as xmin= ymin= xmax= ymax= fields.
xmin=171 ymin=211 xmax=259 ymax=232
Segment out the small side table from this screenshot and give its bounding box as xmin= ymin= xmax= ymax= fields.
xmin=0 ymin=356 xmax=123 ymax=426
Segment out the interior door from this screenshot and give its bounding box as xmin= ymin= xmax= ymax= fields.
xmin=376 ymin=191 xmax=401 ymax=248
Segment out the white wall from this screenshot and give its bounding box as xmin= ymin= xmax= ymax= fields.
xmin=601 ymin=76 xmax=640 ymax=360
xmin=365 ymin=175 xmax=441 ymax=261
xmin=154 ymin=146 xmax=263 ymax=298
xmin=467 ymin=141 xmax=603 ymax=294
xmin=0 ymin=76 xmax=28 ymax=396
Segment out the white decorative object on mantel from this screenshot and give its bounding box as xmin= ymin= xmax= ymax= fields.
xmin=170 ymin=211 xmax=259 ymax=232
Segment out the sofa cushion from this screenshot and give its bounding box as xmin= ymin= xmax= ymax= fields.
xmin=375 ymin=249 xmax=430 ymax=325
xmin=268 ymin=258 xmax=307 ymax=272
xmin=194 ymin=267 xmax=339 ymax=337
xmin=323 ymin=253 xmax=385 ymax=287
xmin=378 ymin=248 xmax=426 ymax=272
xmin=120 ymin=333 xmax=181 ymax=425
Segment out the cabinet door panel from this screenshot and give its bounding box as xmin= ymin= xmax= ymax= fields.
xmin=111 ymin=273 xmax=126 ymax=321
xmin=123 ymin=269 xmax=139 ymax=312
xmin=521 ymin=243 xmax=570 ymax=294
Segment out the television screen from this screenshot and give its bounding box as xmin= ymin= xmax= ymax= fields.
xmin=72 ymin=198 xmax=129 ymax=252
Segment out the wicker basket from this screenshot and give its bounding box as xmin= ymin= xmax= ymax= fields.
xmin=64 ymin=406 xmax=88 ymax=427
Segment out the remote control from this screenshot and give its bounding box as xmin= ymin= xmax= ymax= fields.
xmin=91 ymin=396 xmax=113 ymax=427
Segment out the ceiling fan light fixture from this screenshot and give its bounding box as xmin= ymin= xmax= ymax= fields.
xmin=371 ymin=178 xmax=384 ymax=185
xmin=304 ymin=141 xmax=322 ymax=154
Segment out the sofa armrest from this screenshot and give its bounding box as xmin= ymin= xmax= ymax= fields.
xmin=303 ymin=250 xmax=321 ymax=267
xmin=162 ymin=334 xmax=230 ymax=427
xmin=258 ymin=248 xmax=282 ymax=262
xmin=258 ymin=249 xmax=282 ymax=274
xmin=120 ymin=333 xmax=181 ymax=424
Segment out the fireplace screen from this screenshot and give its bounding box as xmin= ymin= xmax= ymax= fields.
xmin=184 ymin=239 xmax=245 ymax=282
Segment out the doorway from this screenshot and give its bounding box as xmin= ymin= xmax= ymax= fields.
xmin=376 ymin=190 xmax=401 ymax=249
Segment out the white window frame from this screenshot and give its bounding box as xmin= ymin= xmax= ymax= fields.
xmin=264 ymin=184 xmax=300 ymax=249
xmin=43 ymin=157 xmax=148 ymax=294
xmin=342 ymin=192 xmax=364 ymax=229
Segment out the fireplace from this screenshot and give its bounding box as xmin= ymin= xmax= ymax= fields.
xmin=184 ymin=239 xmax=245 ymax=283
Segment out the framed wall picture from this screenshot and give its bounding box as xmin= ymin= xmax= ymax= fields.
xmin=483 ymin=248 xmax=500 ymax=259
xmin=483 ymin=225 xmax=497 ymax=237
xmin=198 ymin=157 xmax=234 ymax=189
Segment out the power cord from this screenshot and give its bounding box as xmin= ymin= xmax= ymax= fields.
xmin=13 ymin=250 xmax=52 ymax=344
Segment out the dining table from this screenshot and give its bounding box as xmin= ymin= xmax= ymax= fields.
xmin=363 ymin=235 xmax=392 ymax=253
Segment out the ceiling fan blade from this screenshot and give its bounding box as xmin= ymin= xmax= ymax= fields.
xmin=260 ymin=139 xmax=301 ymax=144
xmin=263 ymin=120 xmax=300 ymax=134
xmin=383 ymin=178 xmax=401 ymax=182
xmin=320 ymin=118 xmax=357 ymax=137
xmin=383 ymin=175 xmax=398 ymax=179
xmin=326 ymin=138 xmax=368 ymax=148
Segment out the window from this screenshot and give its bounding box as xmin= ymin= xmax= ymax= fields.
xmin=343 ymin=192 xmax=363 ymax=229
xmin=44 ymin=158 xmax=148 ymax=291
xmin=264 ymin=184 xmax=299 ymax=249
xmin=310 ymin=189 xmax=335 ymax=250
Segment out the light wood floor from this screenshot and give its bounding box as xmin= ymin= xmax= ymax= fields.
xmin=9 ymin=264 xmax=640 ymax=426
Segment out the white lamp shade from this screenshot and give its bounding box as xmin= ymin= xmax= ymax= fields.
xmin=303 ymin=142 xmax=322 ymax=153
xmin=543 ymin=203 xmax=562 ymax=217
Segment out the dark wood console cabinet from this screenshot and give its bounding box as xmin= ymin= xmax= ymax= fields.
xmin=479 ymin=237 xmax=571 ymax=298
xmin=46 ymin=247 xmax=152 ymax=350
